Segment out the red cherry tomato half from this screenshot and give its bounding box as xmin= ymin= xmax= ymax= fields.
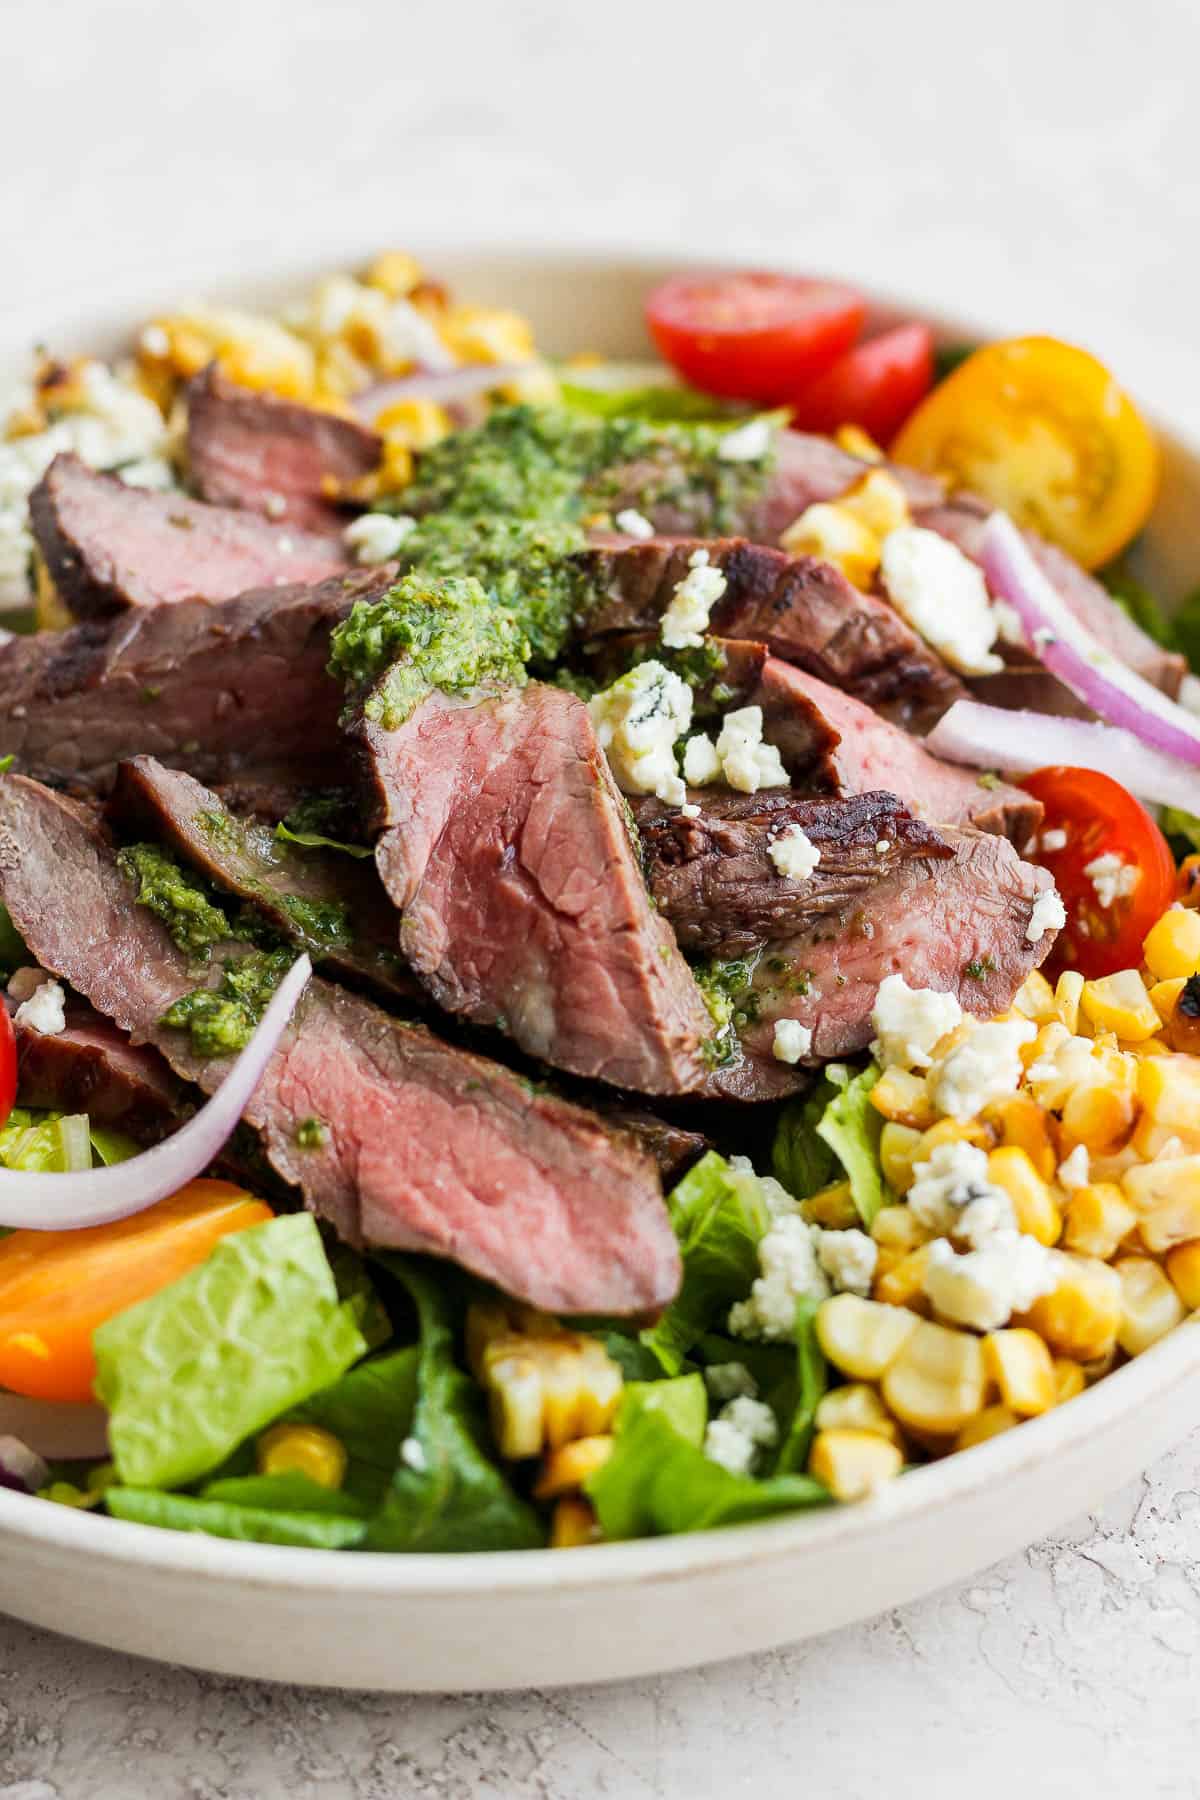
xmin=1020 ymin=767 xmax=1176 ymax=980
xmin=786 ymin=322 xmax=935 ymax=445
xmin=645 ymin=272 xmax=866 ymax=403
xmin=0 ymin=1004 xmax=14 ymax=1132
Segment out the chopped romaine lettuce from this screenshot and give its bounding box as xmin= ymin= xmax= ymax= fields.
xmin=288 ymin=1347 xmax=420 ymax=1510
xmin=638 ymin=1152 xmax=771 ymax=1375
xmin=775 ymin=1295 xmax=827 ymax=1474
xmin=0 ymin=1109 xmax=92 ymax=1173
xmin=106 ymin=1485 xmax=367 ymax=1549
xmin=815 ymin=1065 xmax=890 ymax=1227
xmin=87 ymin=1127 xmax=140 ymax=1168
xmin=772 ymin=1076 xmax=839 ymax=1199
xmin=618 ymin=1373 xmax=707 ymax=1446
xmin=94 ymin=1214 xmax=367 ymax=1490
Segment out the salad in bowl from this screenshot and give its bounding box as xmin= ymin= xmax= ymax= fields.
xmin=0 ymin=252 xmax=1198 ymax=1558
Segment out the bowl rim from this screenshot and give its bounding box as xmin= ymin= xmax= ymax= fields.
xmin=3 ymin=242 xmax=1199 ymax=1602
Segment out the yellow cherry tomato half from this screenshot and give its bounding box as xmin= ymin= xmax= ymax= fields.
xmin=890 ymin=336 xmax=1160 ymax=569
xmin=0 ymin=1179 xmax=273 ymax=1403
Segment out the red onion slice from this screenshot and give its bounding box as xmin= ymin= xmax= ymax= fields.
xmin=352 ymin=362 xmax=535 ymax=424
xmin=0 ymin=954 xmax=311 ymax=1232
xmin=981 ymin=512 xmax=1200 ymax=769
xmin=928 ymin=699 xmax=1200 ymax=813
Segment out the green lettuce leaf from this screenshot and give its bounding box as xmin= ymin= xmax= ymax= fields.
xmin=273 ymin=822 xmax=374 ymax=860
xmin=1162 ymin=808 xmax=1200 ymax=856
xmin=88 ymin=1127 xmax=140 ymax=1168
xmin=364 ymin=1261 xmax=543 ymax=1552
xmin=775 ymin=1295 xmax=828 ymax=1474
xmin=105 ymin=1485 xmax=367 ymax=1549
xmin=288 ymin=1347 xmax=420 ymax=1509
xmin=559 ymin=381 xmax=753 ymax=424
xmin=94 ymin=1214 xmax=368 ymax=1490
xmin=772 ymin=1076 xmax=839 ymax=1199
xmin=816 ymin=1065 xmax=890 ymax=1226
xmin=0 ymin=1110 xmax=91 ymax=1173
xmin=638 ymin=1152 xmax=770 ymax=1375
xmin=618 ymin=1373 xmax=707 ymax=1445
xmin=1098 ymin=558 xmax=1179 ymax=651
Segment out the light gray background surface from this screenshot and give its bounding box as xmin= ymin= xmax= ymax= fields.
xmin=3 ymin=1 xmax=1200 ymax=1793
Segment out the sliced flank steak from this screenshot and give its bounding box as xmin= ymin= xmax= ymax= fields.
xmin=0 ymin=777 xmax=680 ymax=1318
xmin=186 ymin=367 xmax=382 ymax=534
xmin=29 ymin=454 xmax=348 ymax=620
xmin=109 ymin=757 xmax=416 ymax=1005
xmin=12 ymin=997 xmax=186 ymax=1141
xmin=354 ymin=681 xmax=715 ymax=1095
xmin=0 ymin=567 xmax=389 ymax=794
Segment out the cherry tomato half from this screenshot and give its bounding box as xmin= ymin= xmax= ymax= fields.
xmin=645 ymin=271 xmax=866 ymax=403
xmin=0 ymin=1005 xmax=14 ymax=1133
xmin=1021 ymin=767 xmax=1176 ymax=979
xmin=786 ymin=323 xmax=935 ymax=445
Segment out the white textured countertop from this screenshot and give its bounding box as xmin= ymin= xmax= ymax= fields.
xmin=3 ymin=0 xmax=1200 ymax=1791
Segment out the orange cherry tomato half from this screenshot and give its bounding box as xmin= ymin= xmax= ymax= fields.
xmin=1020 ymin=767 xmax=1176 ymax=980
xmin=645 ymin=271 xmax=866 ymax=403
xmin=786 ymin=323 xmax=935 ymax=445
xmin=0 ymin=1179 xmax=273 ymax=1402
xmin=0 ymin=1005 xmax=14 ymax=1132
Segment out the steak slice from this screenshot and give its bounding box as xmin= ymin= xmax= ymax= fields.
xmin=709 ymin=824 xmax=1057 ymax=1102
xmin=0 ymin=567 xmax=389 ymax=794
xmin=577 ymin=536 xmax=964 ymax=732
xmin=635 ymin=790 xmax=951 ymax=960
xmin=186 ymin=367 xmax=382 ymax=534
xmin=109 ymin=757 xmax=416 ymax=1005
xmin=13 ymin=998 xmax=186 ymax=1140
xmin=355 ymin=681 xmax=715 ymax=1095
xmin=30 ymin=454 xmax=348 ymax=620
xmin=754 ymin=658 xmax=1041 ymax=843
xmin=0 ymin=777 xmax=679 ymax=1317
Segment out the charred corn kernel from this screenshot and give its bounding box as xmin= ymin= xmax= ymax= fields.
xmin=1122 ymin=1157 xmax=1200 ymax=1252
xmin=1012 ymin=970 xmax=1058 ymax=1023
xmin=550 ymin=1496 xmax=600 ymax=1548
xmin=375 ymin=397 xmax=451 ymax=448
xmin=835 ymin=423 xmax=885 ymax=462
xmin=257 ymin=1424 xmax=347 ymax=1489
xmin=482 ymin=1354 xmax=545 ymax=1458
xmin=816 ymin=1294 xmax=921 ymax=1380
xmin=1177 ymin=854 xmax=1200 ymax=908
xmin=800 ymin=1180 xmax=858 ymax=1230
xmin=1165 ymin=1241 xmax=1200 ymax=1310
xmin=1052 ymin=1357 xmax=1086 ymax=1403
xmin=982 ymin=1329 xmax=1056 ymax=1416
xmin=779 ymin=503 xmax=880 ymax=589
xmin=809 ymin=1428 xmax=903 ymax=1499
xmin=881 ymin=1320 xmax=987 ymax=1435
xmin=467 ymin=1303 xmax=624 ymax=1458
xmin=954 ymin=1404 xmax=1020 ymax=1450
xmin=917 ymin=1116 xmax=993 ymax=1157
xmin=1136 ymin=1054 xmax=1200 ymax=1143
xmin=1022 ymin=1253 xmax=1122 ymax=1362
xmin=1115 ymin=1255 xmax=1185 ymax=1356
xmin=873 ymin=1243 xmax=937 ymax=1311
xmin=143 ymin=307 xmax=316 ymax=397
xmin=1054 ymin=970 xmax=1085 ymax=1033
xmin=872 ymin=1203 xmax=929 ymax=1254
xmin=840 ymin=469 xmax=910 ymax=537
xmin=1063 ymin=1183 xmax=1138 ymax=1260
xmin=1144 ymin=908 xmax=1200 ymax=980
xmin=1080 ymin=970 xmax=1161 ymax=1042
xmin=364 ymin=250 xmax=423 ymax=298
xmin=870 ymin=1067 xmax=936 ymax=1129
xmin=533 ymin=1435 xmax=615 ymax=1500
xmin=986 ymin=1146 xmax=1062 ymax=1246
xmin=1058 ymin=1078 xmax=1135 ymax=1155
xmin=1148 ymin=978 xmax=1188 ymax=1030
xmin=441 ymin=304 xmax=537 ymax=366
xmin=32 ymin=553 xmax=73 ymax=633
xmin=983 ymin=1094 xmax=1055 ymax=1179
xmin=880 ymin=1122 xmax=924 ymax=1194
xmin=814 ymin=1383 xmax=902 ymax=1444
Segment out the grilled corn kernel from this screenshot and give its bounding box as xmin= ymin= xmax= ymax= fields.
xmin=840 ymin=469 xmax=910 ymax=537
xmin=816 ymin=1294 xmax=921 ymax=1380
xmin=982 ymin=1329 xmax=1056 ymax=1416
xmin=1022 ymin=1253 xmax=1122 ymax=1362
xmin=375 ymin=397 xmax=451 ymax=449
xmin=986 ymin=1146 xmax=1062 ymax=1246
xmin=1052 ymin=1357 xmax=1086 ymax=1403
xmin=257 ymin=1424 xmax=347 ymax=1489
xmin=1058 ymin=1078 xmax=1136 ymax=1155
xmin=982 ymin=1094 xmax=1055 ymax=1180
xmin=1054 ymin=970 xmax=1085 ymax=1033
xmin=870 ymin=1067 xmax=936 ymax=1129
xmin=779 ymin=503 xmax=880 ymax=590
xmin=873 ymin=1243 xmax=937 ymax=1312
xmin=468 ymin=1303 xmax=624 ymax=1459
xmin=1080 ymin=970 xmax=1161 ymax=1042
xmin=1063 ymin=1183 xmax=1138 ymax=1260
xmin=1144 ymin=908 xmax=1200 ymax=980
xmin=1115 ymin=1255 xmax=1185 ymax=1356
xmin=881 ymin=1320 xmax=987 ymax=1435
xmin=1012 ymin=970 xmax=1058 ymax=1024
xmin=1148 ymin=977 xmax=1188 ymax=1031
xmin=880 ymin=1123 xmax=924 ymax=1194
xmin=834 ymin=423 xmax=885 ymax=462
xmin=809 ymin=1428 xmax=903 ymax=1499
xmin=364 ymin=250 xmax=423 ymax=298
xmin=1122 ymin=1156 xmax=1200 ymax=1252
xmin=1136 ymin=1054 xmax=1200 ymax=1144
xmin=800 ymin=1180 xmax=858 ymax=1230
xmin=814 ymin=1383 xmax=902 ymax=1444
xmin=954 ymin=1404 xmax=1021 ymax=1450
xmin=550 ymin=1496 xmax=601 ymax=1548
xmin=1165 ymin=1241 xmax=1200 ymax=1310
xmin=872 ymin=1203 xmax=929 ymax=1254
xmin=533 ymin=1435 xmax=615 ymax=1500
xmin=917 ymin=1117 xmax=994 ymax=1157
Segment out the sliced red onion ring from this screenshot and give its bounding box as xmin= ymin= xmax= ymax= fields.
xmin=0 ymin=1435 xmax=49 ymax=1493
xmin=980 ymin=512 xmax=1200 ymax=769
xmin=0 ymin=954 xmax=311 ymax=1232
xmin=928 ymin=699 xmax=1200 ymax=813
xmin=0 ymin=1396 xmax=109 ymax=1461
xmin=352 ymin=362 xmax=535 ymax=424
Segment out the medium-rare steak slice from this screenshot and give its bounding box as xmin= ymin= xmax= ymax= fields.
xmin=635 ymin=790 xmax=951 ymax=960
xmin=708 ymin=824 xmax=1057 ymax=1102
xmin=13 ymin=998 xmax=186 ymax=1139
xmin=0 ymin=777 xmax=679 ymax=1318
xmin=754 ymin=658 xmax=1041 ymax=843
xmin=355 ymin=681 xmax=716 ymax=1095
xmin=29 ymin=453 xmax=347 ymax=619
xmin=109 ymin=757 xmax=416 ymax=1004
xmin=0 ymin=567 xmax=389 ymax=793
xmin=186 ymin=367 xmax=382 ymax=534
xmin=576 ymin=536 xmax=964 ymax=732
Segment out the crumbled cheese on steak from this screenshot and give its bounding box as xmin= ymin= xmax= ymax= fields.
xmin=768 ymin=824 xmax=821 ymax=882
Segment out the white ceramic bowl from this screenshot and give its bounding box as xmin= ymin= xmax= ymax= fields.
xmin=2 ymin=250 xmax=1200 ymax=1693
